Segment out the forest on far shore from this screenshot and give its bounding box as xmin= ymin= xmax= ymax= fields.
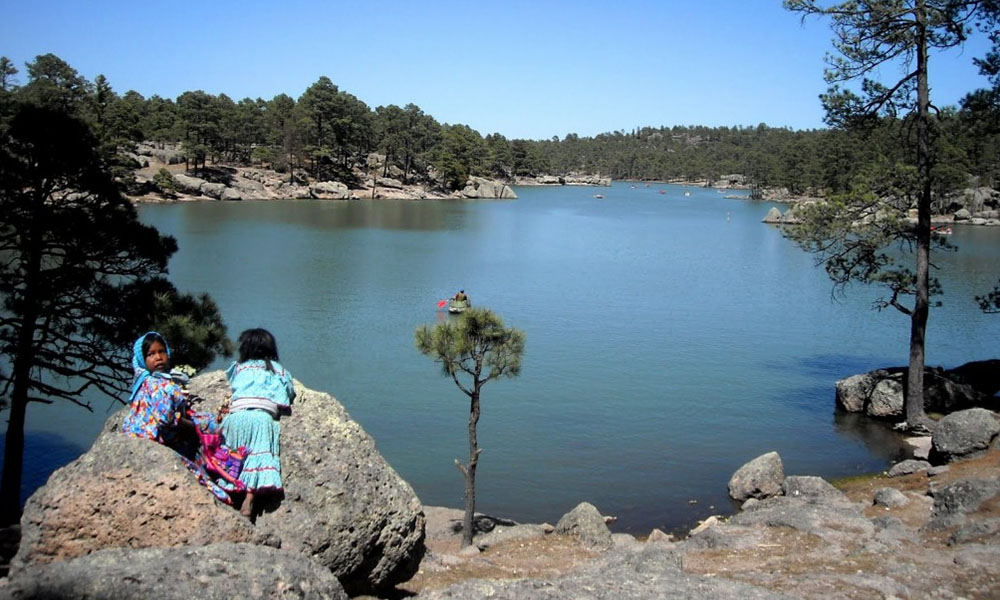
xmin=1 ymin=52 xmax=999 ymax=202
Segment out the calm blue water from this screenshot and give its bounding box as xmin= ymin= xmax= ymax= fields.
xmin=7 ymin=182 xmax=1000 ymax=534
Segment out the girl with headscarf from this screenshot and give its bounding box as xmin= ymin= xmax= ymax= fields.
xmin=121 ymin=331 xmax=232 ymax=504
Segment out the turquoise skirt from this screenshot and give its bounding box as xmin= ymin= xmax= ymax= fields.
xmin=220 ymin=409 xmax=283 ymax=492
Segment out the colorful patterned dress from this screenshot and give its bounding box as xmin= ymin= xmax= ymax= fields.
xmin=120 ymin=332 xmax=232 ymax=505
xmin=219 ymin=360 xmax=295 ymax=493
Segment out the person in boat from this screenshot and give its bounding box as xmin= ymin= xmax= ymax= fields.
xmin=121 ymin=332 xmax=233 ymax=505
xmin=453 ymin=289 xmax=469 ymax=303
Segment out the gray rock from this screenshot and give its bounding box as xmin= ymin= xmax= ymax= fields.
xmin=948 ymin=518 xmax=1000 ymax=545
xmin=200 ymin=182 xmax=227 ymax=200
xmin=728 ymin=451 xmax=784 ymax=501
xmin=13 ymin=421 xmax=269 ymax=572
xmin=873 ymin=488 xmax=909 ymax=508
xmin=15 ymin=373 xmax=425 ymax=597
xmin=782 ymin=475 xmax=845 ymax=499
xmin=188 ymin=372 xmax=425 ymax=595
xmin=780 ymin=205 xmax=803 ymax=224
xmin=835 ymin=366 xmax=995 ymax=418
xmin=868 ymin=378 xmax=904 ymax=417
xmin=835 ymin=372 xmax=872 ymax=412
xmin=612 ymin=532 xmax=641 ymax=550
xmin=309 ymin=181 xmax=350 ymax=199
xmin=931 ymin=408 xmax=1000 ymax=462
xmin=761 ymin=207 xmax=783 ymax=224
xmin=905 ymin=436 xmax=932 ymax=460
xmin=741 ymin=497 xmax=760 ymax=511
xmin=3 ymin=543 xmax=347 ymax=600
xmin=887 ymin=459 xmax=932 ymax=477
xmin=172 ymin=173 xmax=206 ymax=194
xmin=928 ymin=465 xmax=951 ymax=477
xmin=220 ymin=187 xmax=243 ymax=201
xmin=646 ymin=528 xmax=674 ymax=543
xmin=475 ymin=524 xmax=548 ymax=551
xmin=954 ymin=208 xmax=972 ymax=220
xmin=417 ymin=543 xmax=788 ymax=599
xmin=730 ymin=495 xmax=874 ymax=544
xmin=376 ymin=177 xmax=404 ymax=189
xmin=555 ymin=502 xmax=613 ymax=551
xmin=925 ymin=478 xmax=1000 ymax=530
xmin=461 ymin=176 xmax=518 ymax=199
xmin=871 ymin=515 xmax=904 ymax=531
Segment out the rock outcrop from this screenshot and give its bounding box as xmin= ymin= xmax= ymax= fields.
xmin=461 ymin=176 xmax=517 ymax=199
xmin=309 ymin=180 xmax=350 ymax=199
xmin=514 ymin=174 xmax=612 ymax=187
xmin=728 ymin=451 xmax=784 ymax=501
xmin=12 ymin=372 xmax=425 ymax=596
xmin=2 ymin=543 xmax=347 ymax=600
xmin=835 ymin=362 xmax=998 ymax=419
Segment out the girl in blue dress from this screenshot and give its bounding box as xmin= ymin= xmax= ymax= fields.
xmin=220 ymin=328 xmax=295 ymax=517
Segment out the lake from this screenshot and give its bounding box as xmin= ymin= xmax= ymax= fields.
xmin=8 ymin=182 xmax=1000 ymax=534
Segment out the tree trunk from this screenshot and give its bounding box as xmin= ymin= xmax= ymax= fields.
xmin=907 ymin=1 xmax=931 ymax=429
xmin=461 ymin=391 xmax=481 ymax=548
xmin=0 ymin=205 xmax=44 ymax=525
xmin=0 ymin=393 xmax=28 ymax=525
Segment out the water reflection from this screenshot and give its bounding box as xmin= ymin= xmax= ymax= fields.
xmin=204 ymin=198 xmax=479 ymax=232
xmin=832 ymin=411 xmax=911 ymax=464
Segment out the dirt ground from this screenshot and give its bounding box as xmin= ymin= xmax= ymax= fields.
xmin=380 ymin=450 xmax=1000 ymax=599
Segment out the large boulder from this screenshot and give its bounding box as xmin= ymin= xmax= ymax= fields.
xmin=554 ymin=502 xmax=613 ymax=551
xmin=200 ymin=182 xmax=227 ymax=200
xmin=3 ymin=543 xmax=347 ymax=600
xmin=728 ymin=451 xmax=784 ymax=501
xmin=930 ymin=408 xmax=1000 ymax=463
xmin=172 ymin=173 xmax=206 ymax=195
xmin=14 ymin=373 xmax=425 ymax=597
xmin=310 ymin=181 xmax=350 ymax=199
xmin=13 ymin=417 xmax=269 ymax=572
xmin=761 ymin=207 xmax=783 ymax=224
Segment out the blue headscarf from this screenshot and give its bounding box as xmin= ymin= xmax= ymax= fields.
xmin=129 ymin=331 xmax=172 ymax=404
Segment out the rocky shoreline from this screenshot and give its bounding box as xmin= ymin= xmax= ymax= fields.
xmin=125 ymin=143 xmax=610 ymax=205
xmin=2 ymin=366 xmax=999 ymax=599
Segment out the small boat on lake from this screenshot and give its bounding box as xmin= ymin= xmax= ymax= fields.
xmin=931 ymin=226 xmax=953 ymax=236
xmin=448 ymin=299 xmax=470 ymax=314
xmin=593 ymin=194 xmax=604 ymax=199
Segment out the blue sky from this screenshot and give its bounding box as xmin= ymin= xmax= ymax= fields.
xmin=2 ymin=0 xmax=993 ymax=140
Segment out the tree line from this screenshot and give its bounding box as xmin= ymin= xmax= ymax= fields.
xmin=3 ymin=52 xmax=997 ymax=199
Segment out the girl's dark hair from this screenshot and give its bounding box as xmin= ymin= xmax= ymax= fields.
xmin=142 ymin=332 xmax=168 ymax=359
xmin=238 ymin=328 xmax=279 ymax=372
